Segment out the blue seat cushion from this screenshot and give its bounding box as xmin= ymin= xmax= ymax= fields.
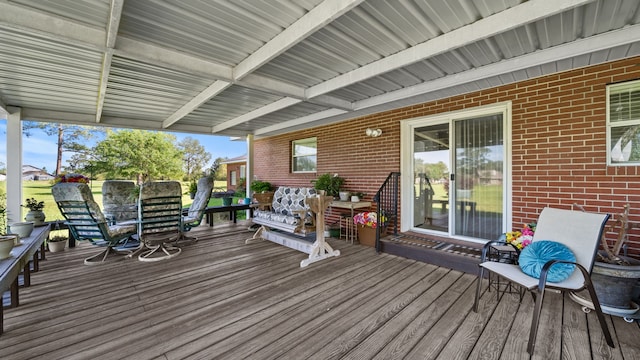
xmin=518 ymin=241 xmax=576 ymax=283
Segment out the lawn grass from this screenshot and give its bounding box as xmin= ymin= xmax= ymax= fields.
xmin=1 ymin=180 xmax=239 ymax=224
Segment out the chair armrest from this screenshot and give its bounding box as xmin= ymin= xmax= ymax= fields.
xmin=480 ymin=240 xmax=519 ymax=261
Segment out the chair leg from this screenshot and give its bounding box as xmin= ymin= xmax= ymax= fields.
xmin=473 ymin=266 xmax=485 ymax=312
xmin=583 ymin=272 xmax=615 ymax=348
xmin=527 ymin=287 xmax=545 ymax=354
xmin=84 ymin=246 xmax=125 ymax=265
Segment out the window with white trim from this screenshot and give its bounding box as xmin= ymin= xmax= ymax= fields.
xmin=240 ymin=165 xmax=246 ymax=179
xmin=608 ymin=79 xmax=640 ymax=166
xmin=230 ymin=170 xmax=237 ymax=186
xmin=292 ymin=137 xmax=317 ymax=173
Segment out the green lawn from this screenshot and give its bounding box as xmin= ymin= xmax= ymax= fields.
xmin=2 ymin=180 xmax=239 ymax=224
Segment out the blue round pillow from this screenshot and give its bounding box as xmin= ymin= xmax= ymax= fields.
xmin=518 ymin=241 xmax=576 ymax=283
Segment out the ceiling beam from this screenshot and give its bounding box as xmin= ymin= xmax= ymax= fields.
xmin=95 ymin=0 xmax=124 ymax=123
xmin=162 ymin=80 xmax=232 ymax=128
xmin=233 ymin=0 xmax=363 ymax=80
xmin=305 ymin=0 xmax=595 ymax=99
xmin=0 ymin=96 xmax=7 ymax=112
xmin=355 ymin=24 xmax=640 ymax=111
xmin=211 ymin=97 xmax=302 ymax=133
xmin=169 ymin=0 xmax=362 ymax=129
xmin=254 ymin=108 xmax=348 ymax=136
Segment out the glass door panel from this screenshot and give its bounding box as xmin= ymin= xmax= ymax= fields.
xmin=453 ymin=114 xmax=504 ymax=240
xmin=413 ymin=123 xmax=449 ymax=232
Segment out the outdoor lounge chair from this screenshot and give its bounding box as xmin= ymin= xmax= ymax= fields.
xmin=102 ymin=180 xmax=137 ymax=223
xmin=473 ymin=207 xmax=614 ymax=354
xmin=52 ymin=182 xmax=137 ymax=265
xmin=180 ymin=176 xmax=213 ymax=243
xmin=137 ymin=181 xmax=183 ymax=262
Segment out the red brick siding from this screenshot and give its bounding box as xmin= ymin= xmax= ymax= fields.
xmin=226 ymin=162 xmax=244 ymax=191
xmin=254 ymin=56 xmax=640 ymax=258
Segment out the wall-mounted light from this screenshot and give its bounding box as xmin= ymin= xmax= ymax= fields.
xmin=365 ymin=128 xmax=382 ymax=137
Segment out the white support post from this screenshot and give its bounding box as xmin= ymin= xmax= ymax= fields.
xmin=246 ymin=134 xmax=254 ymax=218
xmin=6 ymin=107 xmax=22 ymax=224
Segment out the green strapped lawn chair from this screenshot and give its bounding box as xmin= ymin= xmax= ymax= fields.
xmin=52 ymin=182 xmax=137 ymax=265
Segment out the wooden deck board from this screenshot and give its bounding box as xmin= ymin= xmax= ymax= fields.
xmin=0 ymin=223 xmax=638 ymax=360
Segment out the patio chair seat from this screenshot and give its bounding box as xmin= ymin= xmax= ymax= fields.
xmin=180 ymin=177 xmax=213 ymax=243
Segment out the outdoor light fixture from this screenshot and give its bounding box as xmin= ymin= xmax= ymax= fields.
xmin=365 ymin=128 xmax=382 ymax=137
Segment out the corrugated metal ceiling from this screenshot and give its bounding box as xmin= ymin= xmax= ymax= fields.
xmin=0 ymin=0 xmax=639 ymax=138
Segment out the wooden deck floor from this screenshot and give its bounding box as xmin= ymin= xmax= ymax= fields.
xmin=1 ymin=223 xmax=638 ymax=360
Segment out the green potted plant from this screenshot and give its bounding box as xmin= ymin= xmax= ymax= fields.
xmin=250 ymin=180 xmax=272 ymax=193
xmin=188 ymin=181 xmax=198 ymax=199
xmin=23 ymin=198 xmax=46 ymax=226
xmin=312 ymin=173 xmax=345 ymax=198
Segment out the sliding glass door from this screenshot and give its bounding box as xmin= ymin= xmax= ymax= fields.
xmin=406 ymin=104 xmax=508 ymax=241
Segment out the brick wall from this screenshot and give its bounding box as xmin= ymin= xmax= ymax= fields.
xmin=254 ymin=56 xmax=640 ymax=257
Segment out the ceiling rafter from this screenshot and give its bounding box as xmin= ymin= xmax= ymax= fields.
xmin=253 ymin=24 xmax=640 ymax=137
xmin=0 ymin=1 xmax=353 ymax=122
xmin=233 ymin=0 xmax=364 ymax=81
xmin=169 ymin=0 xmax=362 ymax=131
xmin=211 ymin=97 xmax=302 ymax=133
xmin=354 ymin=24 xmax=640 ymax=111
xmin=95 ymin=0 xmax=124 ymax=123
xmin=305 ymin=0 xmax=595 ymax=99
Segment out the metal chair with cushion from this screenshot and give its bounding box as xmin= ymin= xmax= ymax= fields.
xmin=473 ymin=207 xmax=614 ymax=354
xmin=102 ymin=180 xmax=137 ymax=223
xmin=52 ymin=182 xmax=137 ymax=265
xmin=137 ymin=181 xmax=183 ymax=262
xmin=180 ymin=176 xmax=213 ymax=243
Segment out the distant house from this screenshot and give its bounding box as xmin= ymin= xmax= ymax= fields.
xmin=22 ymin=165 xmax=54 ymax=181
xmin=222 ymin=155 xmax=246 ymax=191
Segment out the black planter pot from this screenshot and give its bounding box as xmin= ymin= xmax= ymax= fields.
xmin=591 ymin=256 xmax=640 ymax=310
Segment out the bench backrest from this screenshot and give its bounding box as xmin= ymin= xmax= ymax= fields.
xmin=271 ymin=187 xmax=316 ymax=216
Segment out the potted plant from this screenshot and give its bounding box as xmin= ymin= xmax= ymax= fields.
xmin=48 ymin=235 xmax=68 ymax=252
xmin=250 ymin=180 xmax=272 ymax=193
xmin=572 ymin=203 xmax=640 ymax=313
xmin=23 ymin=197 xmax=46 ymax=226
xmin=350 ymin=192 xmax=365 ymax=202
xmin=188 ymin=181 xmax=198 ymax=199
xmin=353 ymin=211 xmax=385 ymax=247
xmin=312 ymin=173 xmax=345 ymax=198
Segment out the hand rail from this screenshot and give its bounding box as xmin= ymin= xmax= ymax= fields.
xmin=373 ymin=172 xmax=400 ymax=252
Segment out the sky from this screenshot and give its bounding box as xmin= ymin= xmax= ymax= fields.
xmin=0 ymin=118 xmax=248 ymax=173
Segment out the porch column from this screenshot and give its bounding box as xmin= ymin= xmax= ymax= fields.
xmin=246 ymin=134 xmax=254 ymax=196
xmin=6 ymin=107 xmax=22 ymax=224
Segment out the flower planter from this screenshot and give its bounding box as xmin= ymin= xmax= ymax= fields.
xmin=48 ymin=239 xmax=67 ymax=253
xmin=9 ymin=222 xmax=34 ymax=239
xmin=0 ymin=235 xmax=14 ymax=259
xmin=25 ymin=210 xmax=46 ymax=226
xmin=357 ymin=225 xmax=377 ymax=247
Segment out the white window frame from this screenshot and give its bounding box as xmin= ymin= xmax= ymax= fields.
xmin=292 ymin=137 xmax=317 ymax=173
xmin=230 ymin=170 xmax=237 ymax=186
xmin=240 ymin=165 xmax=246 ymax=179
xmin=607 ymin=79 xmax=640 ymax=166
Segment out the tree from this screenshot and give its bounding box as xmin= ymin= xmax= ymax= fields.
xmin=209 ymin=157 xmax=226 ymax=181
xmin=178 ymin=137 xmax=211 ymax=181
xmin=92 ymin=130 xmax=183 ymax=183
xmin=22 ymin=122 xmax=103 ymax=175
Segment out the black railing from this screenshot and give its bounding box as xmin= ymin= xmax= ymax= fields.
xmin=373 ymin=172 xmax=400 ymax=252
